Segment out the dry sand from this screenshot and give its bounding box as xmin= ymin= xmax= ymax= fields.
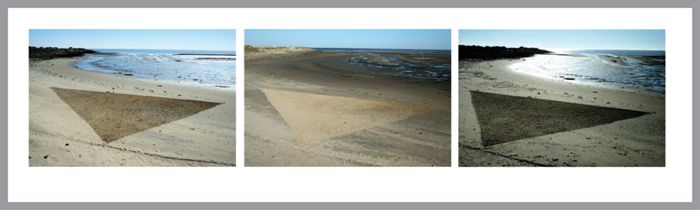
xmin=459 ymin=59 xmax=665 ymax=167
xmin=29 ymin=58 xmax=235 ymax=166
xmin=245 ymin=49 xmax=451 ymax=166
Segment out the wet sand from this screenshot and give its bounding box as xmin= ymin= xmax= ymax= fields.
xmin=459 ymin=59 xmax=665 ymax=166
xmin=245 ymin=49 xmax=451 ymax=166
xmin=29 ymin=58 xmax=235 ymax=166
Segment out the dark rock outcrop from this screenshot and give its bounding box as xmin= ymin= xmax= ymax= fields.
xmin=459 ymin=45 xmax=551 ymax=60
xmin=29 ymin=46 xmax=96 ymax=60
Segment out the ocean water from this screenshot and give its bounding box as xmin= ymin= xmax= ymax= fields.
xmin=75 ymin=49 xmax=236 ymax=88
xmin=509 ymin=50 xmax=665 ymax=93
xmin=314 ymin=48 xmax=451 ymax=81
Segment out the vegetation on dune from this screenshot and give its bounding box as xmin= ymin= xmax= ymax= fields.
xmin=244 ymin=45 xmax=315 ymax=61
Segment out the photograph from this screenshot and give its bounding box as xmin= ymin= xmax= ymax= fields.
xmin=29 ymin=29 xmax=236 ymax=166
xmin=245 ymin=29 xmax=451 ymax=166
xmin=459 ymin=30 xmax=665 ymax=166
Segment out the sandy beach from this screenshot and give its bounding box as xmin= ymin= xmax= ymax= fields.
xmin=459 ymin=59 xmax=665 ymax=166
xmin=245 ymin=48 xmax=451 ymax=166
xmin=29 ymin=58 xmax=235 ymax=166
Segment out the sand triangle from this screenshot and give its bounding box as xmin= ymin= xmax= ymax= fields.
xmin=470 ymin=91 xmax=648 ymax=146
xmin=51 ymin=87 xmax=222 ymax=143
xmin=261 ymin=89 xmax=432 ymax=145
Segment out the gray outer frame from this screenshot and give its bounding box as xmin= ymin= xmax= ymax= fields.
xmin=1 ymin=0 xmax=696 ymax=209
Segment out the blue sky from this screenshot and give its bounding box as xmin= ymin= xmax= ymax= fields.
xmin=246 ymin=29 xmax=451 ymax=50
xmin=459 ymin=30 xmax=665 ymax=51
xmin=29 ymin=29 xmax=236 ymax=51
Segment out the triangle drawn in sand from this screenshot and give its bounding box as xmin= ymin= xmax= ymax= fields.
xmin=469 ymin=91 xmax=649 ymax=147
xmin=51 ymin=87 xmax=222 ymax=143
xmin=261 ymin=89 xmax=432 ymax=145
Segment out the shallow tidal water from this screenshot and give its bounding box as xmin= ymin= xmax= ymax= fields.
xmin=75 ymin=49 xmax=236 ymax=88
xmin=315 ymin=48 xmax=451 ymax=81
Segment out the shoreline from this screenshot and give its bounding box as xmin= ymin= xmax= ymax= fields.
xmin=504 ymin=59 xmax=665 ymax=95
xmin=75 ymin=52 xmax=237 ymax=90
xmin=461 ymin=59 xmax=664 ymax=103
xmin=29 ymin=57 xmax=236 ymax=166
xmin=75 ymin=63 xmax=237 ymax=91
xmin=459 ymin=58 xmax=665 ymax=167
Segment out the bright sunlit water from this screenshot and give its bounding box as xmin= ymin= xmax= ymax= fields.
xmin=510 ymin=50 xmax=665 ymax=93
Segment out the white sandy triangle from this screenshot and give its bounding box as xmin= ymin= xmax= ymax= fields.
xmin=262 ymin=89 xmax=431 ymax=145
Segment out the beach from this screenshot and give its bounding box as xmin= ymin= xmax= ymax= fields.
xmin=245 ymin=48 xmax=451 ymax=166
xmin=29 ymin=57 xmax=236 ymax=166
xmin=459 ymin=59 xmax=665 ymax=166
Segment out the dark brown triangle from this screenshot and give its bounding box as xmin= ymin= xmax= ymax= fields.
xmin=469 ymin=91 xmax=649 ymax=146
xmin=51 ymin=87 xmax=222 ymax=143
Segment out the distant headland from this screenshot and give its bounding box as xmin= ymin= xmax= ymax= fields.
xmin=29 ymin=46 xmax=96 ymax=60
xmin=458 ymin=45 xmax=551 ymax=60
